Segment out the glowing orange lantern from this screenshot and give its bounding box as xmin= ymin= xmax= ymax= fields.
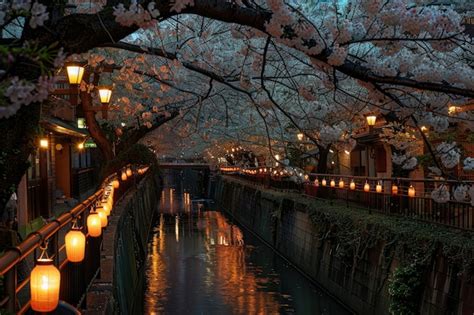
xmin=392 ymin=184 xmax=398 ymax=195
xmin=350 ymin=180 xmax=356 ymax=190
xmin=322 ymin=178 xmax=327 ymax=186
xmin=314 ymin=179 xmax=319 ymax=187
xmin=408 ymin=185 xmax=416 ymax=198
xmin=39 ymin=138 xmax=49 ymax=149
xmin=126 ymin=167 xmax=132 ymax=177
xmin=30 ymin=258 xmax=60 ymax=312
xmin=338 ymin=179 xmax=344 ymax=188
xmin=121 ymin=172 xmax=127 ymax=181
xmin=330 ymin=179 xmax=336 ymax=187
xmin=112 ymin=179 xmax=120 ymax=189
xmin=87 ymin=211 xmax=102 ymax=237
xmin=96 ymin=207 xmax=108 ymax=227
xmin=364 ymin=181 xmax=370 ymax=192
xmin=65 ymin=225 xmax=86 ymax=263
xmin=376 ymin=182 xmax=383 ymax=193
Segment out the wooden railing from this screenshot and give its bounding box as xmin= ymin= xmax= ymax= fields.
xmin=220 ymin=167 xmax=474 ymax=230
xmin=0 ymin=166 xmax=149 ymax=313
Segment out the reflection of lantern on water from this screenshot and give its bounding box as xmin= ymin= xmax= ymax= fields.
xmin=175 ymin=215 xmax=179 ymax=242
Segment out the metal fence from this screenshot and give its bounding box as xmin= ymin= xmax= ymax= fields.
xmin=220 ymin=168 xmax=474 ymax=230
xmin=0 ymin=167 xmax=145 ymax=314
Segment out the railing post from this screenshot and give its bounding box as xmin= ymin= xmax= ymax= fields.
xmin=5 ymin=264 xmax=17 ymax=313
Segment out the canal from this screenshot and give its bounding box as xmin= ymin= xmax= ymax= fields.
xmin=144 ymin=170 xmax=350 ymax=314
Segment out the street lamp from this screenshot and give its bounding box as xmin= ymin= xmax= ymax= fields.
xmin=66 ymin=63 xmax=85 ymax=85
xmin=97 ymin=86 xmax=113 ymax=104
xmin=297 ymin=133 xmax=304 ymax=141
xmin=366 ymin=115 xmax=377 ymax=127
xmin=39 ymin=138 xmax=49 ymax=149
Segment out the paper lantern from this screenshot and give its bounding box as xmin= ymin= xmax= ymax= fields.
xmin=322 ymin=179 xmax=327 ymax=186
xmin=87 ymin=212 xmax=102 ymax=237
xmin=364 ymin=182 xmax=370 ymax=192
xmin=30 ymin=259 xmax=60 ymax=312
xmin=65 ymin=227 xmax=86 ymax=263
xmin=408 ymin=185 xmax=416 ymax=198
xmin=330 ymin=179 xmax=336 ymax=187
xmin=314 ymin=179 xmax=319 ymax=187
xmin=112 ymin=179 xmax=120 ymax=189
xmin=376 ymin=182 xmax=383 ymax=193
xmin=126 ymin=167 xmax=132 ymax=177
xmin=121 ymin=172 xmax=127 ymax=181
xmin=350 ymin=180 xmax=356 ymax=190
xmin=338 ymin=179 xmax=344 ymax=188
xmin=97 ymin=207 xmax=108 ymax=227
xmin=392 ymin=184 xmax=398 ymax=195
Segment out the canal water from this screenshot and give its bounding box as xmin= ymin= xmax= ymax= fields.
xmin=144 ymin=170 xmax=350 ymax=314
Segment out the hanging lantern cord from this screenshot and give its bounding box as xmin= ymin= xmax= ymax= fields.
xmin=38 ymin=239 xmax=50 ymax=260
xmin=71 ymin=218 xmax=80 ymax=229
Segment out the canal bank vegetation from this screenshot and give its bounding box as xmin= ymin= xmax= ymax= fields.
xmin=300 ymin=197 xmax=474 ymax=315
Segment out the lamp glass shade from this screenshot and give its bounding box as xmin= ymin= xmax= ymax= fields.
xmin=350 ymin=180 xmax=356 ymax=190
xmin=30 ymin=259 xmax=61 ymax=312
xmin=366 ymin=115 xmax=377 ymax=126
xmin=87 ymin=212 xmax=102 ymax=237
xmin=126 ymin=168 xmax=132 ymax=177
xmin=65 ymin=228 xmax=86 ymax=263
xmin=330 ymin=179 xmax=335 ymax=187
xmin=40 ymin=138 xmax=49 ymax=149
xmin=364 ymin=182 xmax=370 ymax=192
xmin=339 ymin=180 xmax=344 ymax=189
xmin=98 ymin=87 xmax=112 ymax=104
xmin=121 ymin=172 xmax=127 ymax=181
xmin=66 ymin=65 xmax=85 ymax=84
xmin=408 ymin=185 xmax=416 ymax=198
xmin=392 ymin=185 xmax=398 ymax=195
xmin=77 ymin=142 xmax=84 ymax=150
xmin=97 ymin=208 xmax=108 ymax=227
xmin=112 ymin=179 xmax=120 ymax=189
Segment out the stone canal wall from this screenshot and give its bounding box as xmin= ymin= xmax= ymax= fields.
xmin=85 ymin=171 xmax=161 ymax=314
xmin=214 ymin=176 xmax=474 ymax=315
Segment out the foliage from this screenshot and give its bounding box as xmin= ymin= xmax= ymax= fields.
xmin=388 ymin=263 xmax=425 ymax=315
xmin=101 ymin=143 xmax=158 ymax=179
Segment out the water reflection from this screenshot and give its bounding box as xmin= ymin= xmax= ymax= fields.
xmin=144 ymin=186 xmax=350 ymax=314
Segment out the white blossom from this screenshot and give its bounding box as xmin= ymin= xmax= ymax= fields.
xmin=29 ymin=2 xmax=48 ymax=29
xmin=431 ymin=185 xmax=450 ymax=203
xmin=463 ymin=157 xmax=474 ymax=171
xmin=402 ymin=157 xmax=417 ymax=170
xmin=437 ymin=142 xmax=460 ymax=169
xmin=453 ymin=185 xmax=468 ymax=202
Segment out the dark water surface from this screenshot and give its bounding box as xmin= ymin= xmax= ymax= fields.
xmin=144 ymin=171 xmax=350 ymax=314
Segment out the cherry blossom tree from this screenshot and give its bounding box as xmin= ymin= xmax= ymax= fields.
xmin=0 ymin=0 xmax=473 ymax=214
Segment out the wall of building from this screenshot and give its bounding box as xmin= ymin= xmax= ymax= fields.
xmin=214 ymin=176 xmax=474 ymax=315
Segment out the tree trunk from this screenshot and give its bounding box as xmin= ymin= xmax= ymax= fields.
xmin=80 ymin=91 xmax=114 ymax=162
xmin=316 ymin=145 xmax=331 ymax=174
